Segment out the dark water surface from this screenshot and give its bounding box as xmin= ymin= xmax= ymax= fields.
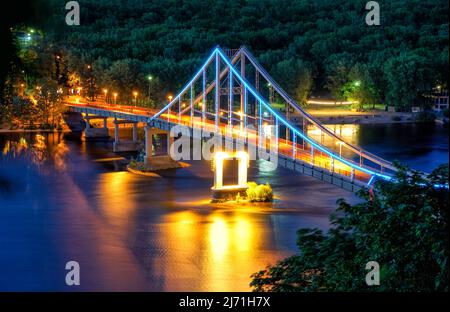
xmin=0 ymin=123 xmax=447 ymax=291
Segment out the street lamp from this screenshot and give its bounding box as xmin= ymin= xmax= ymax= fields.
xmin=133 ymin=91 xmax=138 ymax=106
xmin=147 ymin=75 xmax=153 ymax=104
xmin=103 ymin=89 xmax=108 ymax=103
xmin=168 ymin=95 xmax=173 ymax=102
xmin=113 ymin=92 xmax=118 ymax=104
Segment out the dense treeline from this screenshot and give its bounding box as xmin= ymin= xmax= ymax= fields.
xmin=41 ymin=0 xmax=448 ymax=110
xmin=1 ymin=0 xmax=448 ymax=112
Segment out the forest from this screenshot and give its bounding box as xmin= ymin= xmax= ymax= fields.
xmin=1 ymin=0 xmax=449 ymax=114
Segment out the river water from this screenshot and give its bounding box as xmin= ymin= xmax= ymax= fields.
xmin=0 ymin=123 xmax=447 ymax=291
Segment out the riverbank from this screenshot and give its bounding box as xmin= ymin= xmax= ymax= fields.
xmin=304 ymin=104 xmax=433 ymax=125
xmin=311 ymin=113 xmax=416 ymax=125
xmin=0 ymin=128 xmax=71 ymax=133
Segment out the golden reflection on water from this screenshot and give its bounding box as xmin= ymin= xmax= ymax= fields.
xmin=2 ymin=133 xmax=69 ymax=169
xmin=210 ymin=217 xmax=228 ymax=259
xmin=154 ymin=208 xmax=277 ymax=291
xmin=97 ymin=171 xmax=136 ymax=232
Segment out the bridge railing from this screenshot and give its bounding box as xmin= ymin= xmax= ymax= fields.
xmin=147 ymin=47 xmax=394 ymax=183
xmin=238 ymin=46 xmax=397 ymax=174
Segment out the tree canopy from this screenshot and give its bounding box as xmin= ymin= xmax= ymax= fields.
xmin=1 ymin=0 xmax=448 ymax=111
xmin=35 ymin=0 xmax=448 ymax=109
xmin=250 ymin=164 xmax=449 ymax=291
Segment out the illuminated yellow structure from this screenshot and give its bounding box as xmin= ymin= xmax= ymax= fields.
xmin=211 ymin=151 xmax=249 ymax=202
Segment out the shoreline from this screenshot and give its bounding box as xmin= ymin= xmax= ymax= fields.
xmin=0 ymin=128 xmax=71 ymax=133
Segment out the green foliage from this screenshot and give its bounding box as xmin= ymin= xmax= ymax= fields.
xmin=33 ymin=0 xmax=447 ymax=109
xmin=250 ymin=164 xmax=449 ymax=291
xmin=246 ymin=182 xmax=273 ymax=202
xmin=272 ymin=59 xmax=313 ymax=105
xmin=416 ymin=111 xmax=436 ymax=122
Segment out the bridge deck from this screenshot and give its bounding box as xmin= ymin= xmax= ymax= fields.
xmin=65 ymin=98 xmax=372 ymax=187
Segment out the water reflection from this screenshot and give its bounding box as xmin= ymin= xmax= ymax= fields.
xmin=0 ymin=124 xmax=447 ymax=291
xmin=1 ymin=133 xmax=68 ymax=169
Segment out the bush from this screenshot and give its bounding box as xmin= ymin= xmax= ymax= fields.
xmin=442 ymin=108 xmax=449 ymax=118
xmin=416 ymin=111 xmax=436 ymax=122
xmin=246 ymin=182 xmax=273 ymax=202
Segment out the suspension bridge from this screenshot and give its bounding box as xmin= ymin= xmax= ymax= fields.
xmin=65 ymin=45 xmax=399 ymax=192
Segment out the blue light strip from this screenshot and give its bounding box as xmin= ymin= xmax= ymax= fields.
xmin=149 ymin=48 xmax=396 ymax=181
xmin=214 ymin=48 xmax=392 ymax=180
xmin=151 ymin=49 xmax=216 ymax=119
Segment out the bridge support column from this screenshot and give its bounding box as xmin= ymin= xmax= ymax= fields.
xmin=144 ymin=126 xmax=153 ymax=158
xmin=143 ymin=126 xmax=180 ymax=171
xmin=83 ymin=114 xmax=110 ymax=141
xmin=103 ymin=118 xmax=108 ymax=129
xmin=132 ymin=122 xmax=138 ymax=142
xmin=114 ymin=119 xmax=120 ymax=144
xmin=85 ymin=114 xmax=90 ymax=129
xmin=113 ymin=119 xmax=139 ymax=152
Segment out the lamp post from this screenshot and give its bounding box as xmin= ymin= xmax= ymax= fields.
xmin=133 ymin=91 xmax=138 ymax=106
xmin=113 ymin=92 xmax=118 ymax=105
xmin=167 ymin=95 xmax=173 ymax=119
xmin=147 ymin=75 xmax=153 ymax=105
xmin=103 ymin=89 xmax=108 ymax=103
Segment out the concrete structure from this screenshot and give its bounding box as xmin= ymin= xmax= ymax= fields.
xmin=143 ymin=126 xmax=180 ymax=170
xmin=84 ymin=114 xmax=109 ymax=140
xmin=112 ymin=119 xmax=139 ymax=152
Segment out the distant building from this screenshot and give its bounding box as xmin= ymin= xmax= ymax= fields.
xmin=432 ymin=90 xmax=449 ymax=112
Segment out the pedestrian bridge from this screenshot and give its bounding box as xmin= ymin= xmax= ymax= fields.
xmin=65 ymin=46 xmax=399 ymax=192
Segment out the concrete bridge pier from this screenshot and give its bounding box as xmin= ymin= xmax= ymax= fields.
xmin=112 ymin=119 xmax=140 ymax=152
xmin=143 ymin=125 xmax=179 ymax=171
xmin=83 ymin=114 xmax=110 ymax=141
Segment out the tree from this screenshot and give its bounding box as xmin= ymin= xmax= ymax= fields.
xmin=383 ymin=52 xmax=433 ymax=111
xmin=272 ymin=58 xmax=313 ymax=105
xmin=35 ymin=79 xmax=63 ymax=128
xmin=250 ymin=164 xmax=449 ymax=292
xmin=324 ymin=54 xmax=354 ymax=101
xmin=342 ymin=64 xmax=379 ymax=110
